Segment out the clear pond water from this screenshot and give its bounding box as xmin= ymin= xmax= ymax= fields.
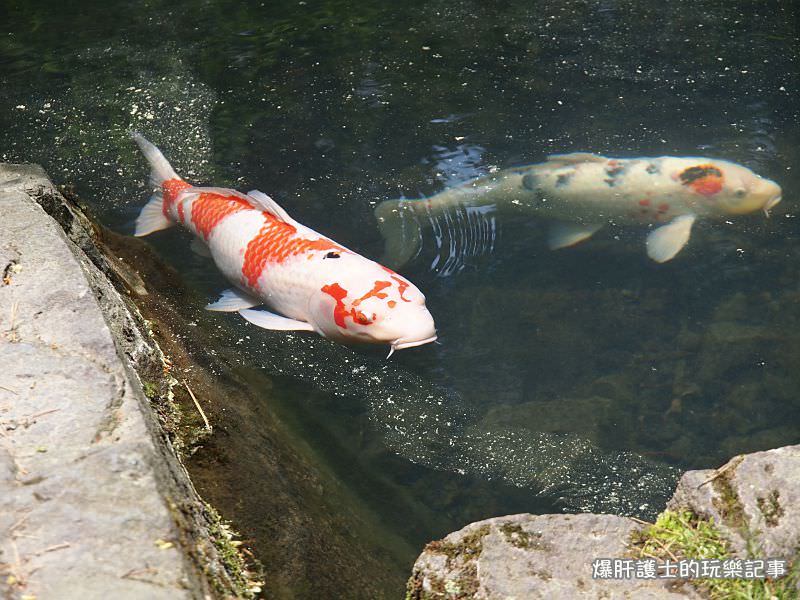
xmin=3 ymin=1 xmax=799 ymax=597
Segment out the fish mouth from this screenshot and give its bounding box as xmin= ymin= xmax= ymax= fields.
xmin=392 ymin=334 xmax=438 ymax=351
xmin=387 ymin=334 xmax=438 ymax=357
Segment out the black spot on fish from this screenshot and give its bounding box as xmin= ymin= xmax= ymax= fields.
xmin=646 ymin=162 xmax=660 ymax=175
xmin=679 ymin=165 xmax=722 ymax=185
xmin=603 ymin=161 xmax=626 ymax=186
xmin=324 ymin=251 xmax=341 ymax=259
xmin=555 ymin=172 xmax=574 ymax=188
xmin=605 ymin=162 xmax=625 ymax=178
xmin=521 ymin=173 xmax=539 ymax=191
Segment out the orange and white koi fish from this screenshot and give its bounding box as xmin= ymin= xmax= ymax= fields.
xmin=376 ymin=153 xmax=783 ymax=265
xmin=132 ymin=134 xmax=436 ymax=355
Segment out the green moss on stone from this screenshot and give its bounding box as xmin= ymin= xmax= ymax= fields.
xmin=756 ymin=490 xmax=784 ymax=527
xmin=500 ymin=522 xmax=535 ymax=549
xmin=425 ymin=524 xmax=491 ymax=562
xmin=406 ymin=525 xmax=491 ymax=600
xmin=141 ymin=380 xmax=158 ymax=399
xmin=630 ymin=509 xmax=799 ymax=599
xmin=204 ymin=503 xmax=264 ymax=599
xmin=633 ymin=510 xmax=729 ymax=560
xmin=711 ymin=462 xmax=747 ymax=532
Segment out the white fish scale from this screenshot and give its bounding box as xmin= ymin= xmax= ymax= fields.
xmin=206 ymin=209 xmax=265 ymax=286
xmin=178 ymin=195 xmax=194 ymax=227
xmin=255 ymin=254 xmax=324 ymax=321
xmin=273 ymin=250 xmax=376 ymax=314
xmin=174 ymin=191 xmax=200 ymax=235
xmin=182 ymin=196 xmax=202 ymax=233
xmin=206 ymin=209 xmax=345 ymax=322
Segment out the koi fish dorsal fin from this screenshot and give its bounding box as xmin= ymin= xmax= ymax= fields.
xmin=545 ymin=152 xmax=608 ymax=164
xmin=179 ymin=186 xmax=297 ymax=224
xmin=180 ymin=186 xmax=253 ymax=204
xmin=247 ymin=189 xmax=296 ymax=224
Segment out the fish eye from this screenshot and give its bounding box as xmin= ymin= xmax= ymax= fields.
xmin=734 ymin=189 xmax=747 ymax=198
xmin=324 ymin=251 xmax=341 ymax=259
xmin=354 ymin=311 xmax=373 ymax=325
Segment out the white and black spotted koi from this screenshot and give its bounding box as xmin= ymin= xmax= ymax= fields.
xmin=376 ymin=152 xmax=782 ymax=265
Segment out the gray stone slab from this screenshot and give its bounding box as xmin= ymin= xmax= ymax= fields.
xmin=668 ymin=445 xmax=800 ymax=560
xmin=408 ymin=513 xmax=701 ymax=599
xmin=0 ymin=166 xmax=208 ymax=599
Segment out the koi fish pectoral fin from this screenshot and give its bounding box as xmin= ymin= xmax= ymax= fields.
xmin=646 ymin=214 xmax=696 ymax=263
xmin=547 ymin=221 xmax=604 ymax=250
xmin=238 ymin=308 xmax=315 ymax=331
xmin=206 ymin=288 xmax=262 ymax=311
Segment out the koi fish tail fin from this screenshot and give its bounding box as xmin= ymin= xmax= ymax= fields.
xmin=131 ymin=132 xmax=181 ymax=236
xmin=132 ymin=132 xmax=180 ymax=186
xmin=374 ymin=199 xmax=423 ymax=268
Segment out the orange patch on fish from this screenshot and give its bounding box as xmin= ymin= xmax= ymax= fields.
xmin=321 ymin=282 xmax=350 ymax=328
xmin=679 ymin=164 xmax=724 ymax=197
xmin=352 ymin=280 xmax=392 ymax=307
xmin=242 ymin=216 xmax=344 ymax=288
xmin=392 ymin=277 xmax=412 ymax=302
xmin=162 ymin=179 xmax=191 ymax=216
xmin=320 ymin=282 xmax=377 ymax=328
xmin=380 ymin=266 xmax=413 ymax=303
xmin=191 ymin=193 xmax=252 ymax=239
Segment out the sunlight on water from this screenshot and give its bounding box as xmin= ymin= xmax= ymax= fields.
xmin=239 ymin=328 xmax=678 ymax=519
xmin=0 ymin=42 xmax=217 ymax=221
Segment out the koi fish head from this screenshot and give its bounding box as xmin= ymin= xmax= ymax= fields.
xmin=308 ymin=254 xmax=437 ymax=352
xmin=680 ymin=160 xmax=782 ymax=216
